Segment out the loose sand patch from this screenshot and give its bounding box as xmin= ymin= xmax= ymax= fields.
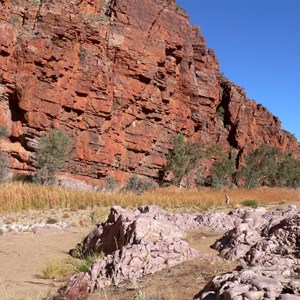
xmin=0 ymin=228 xmax=88 ymax=299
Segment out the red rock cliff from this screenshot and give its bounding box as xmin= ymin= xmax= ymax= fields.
xmin=0 ymin=0 xmax=299 ymax=182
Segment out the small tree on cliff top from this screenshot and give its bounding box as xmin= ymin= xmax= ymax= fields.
xmin=166 ymin=134 xmax=203 ymax=187
xmin=33 ymin=129 xmax=73 ymax=185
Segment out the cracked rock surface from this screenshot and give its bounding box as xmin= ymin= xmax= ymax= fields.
xmin=195 ymin=205 xmax=300 ymax=300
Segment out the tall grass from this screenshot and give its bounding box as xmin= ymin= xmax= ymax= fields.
xmin=0 ymin=182 xmax=299 ymax=213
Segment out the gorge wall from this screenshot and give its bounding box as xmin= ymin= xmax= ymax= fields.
xmin=0 ymin=0 xmax=299 ymax=183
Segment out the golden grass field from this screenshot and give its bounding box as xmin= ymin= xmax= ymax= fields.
xmin=0 ymin=182 xmax=299 ymax=213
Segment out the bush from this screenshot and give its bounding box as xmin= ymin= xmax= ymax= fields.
xmin=166 ymin=134 xmax=203 ymax=187
xmin=99 ymin=176 xmax=118 ymax=192
xmin=275 ymin=152 xmax=300 ymax=188
xmin=33 ymin=129 xmax=73 ymax=185
xmin=39 ymin=259 xmax=74 ymax=282
xmin=0 ymin=152 xmax=8 ymax=183
xmin=238 ymin=145 xmax=300 ymax=188
xmin=0 ymin=126 xmax=9 ymax=183
xmin=46 ymin=217 xmax=58 ymax=224
xmin=238 ymin=145 xmax=281 ymax=188
xmin=11 ymin=173 xmax=31 ymax=182
xmin=241 ymin=199 xmax=258 ymax=208
xmin=124 ymin=175 xmax=153 ymax=194
xmin=0 ymin=126 xmax=9 ymax=138
xmin=195 ymin=166 xmax=207 ymax=188
xmin=211 ymin=147 xmax=236 ymax=189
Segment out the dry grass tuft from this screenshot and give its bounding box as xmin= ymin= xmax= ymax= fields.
xmin=38 ymin=259 xmax=74 ymax=282
xmin=0 ymin=182 xmax=299 ymax=213
xmin=39 ymin=253 xmax=104 ymax=283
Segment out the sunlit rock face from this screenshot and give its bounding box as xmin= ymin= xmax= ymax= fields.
xmin=0 ymin=0 xmax=299 ymax=183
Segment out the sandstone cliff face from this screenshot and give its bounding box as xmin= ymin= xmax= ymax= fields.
xmin=0 ymin=0 xmax=299 ymax=183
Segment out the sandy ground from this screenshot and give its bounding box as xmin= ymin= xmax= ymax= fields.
xmin=0 ymin=228 xmax=89 ymax=299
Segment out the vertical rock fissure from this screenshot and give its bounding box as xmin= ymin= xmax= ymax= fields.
xmin=220 ymin=82 xmax=239 ymax=149
xmin=8 ymin=91 xmax=25 ymax=123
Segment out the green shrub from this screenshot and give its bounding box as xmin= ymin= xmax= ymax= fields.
xmin=11 ymin=173 xmax=31 ymax=182
xmin=39 ymin=259 xmax=74 ymax=282
xmin=100 ymin=176 xmax=118 ymax=192
xmin=238 ymin=145 xmax=300 ymax=188
xmin=70 ymin=253 xmax=103 ymax=273
xmin=238 ymin=145 xmax=281 ymax=188
xmin=275 ymin=152 xmax=300 ymax=188
xmin=33 ymin=129 xmax=73 ymax=185
xmin=0 ymin=152 xmax=8 ymax=183
xmin=211 ymin=147 xmax=236 ymax=189
xmin=241 ymin=199 xmax=258 ymax=208
xmin=166 ymin=134 xmax=203 ymax=187
xmin=0 ymin=126 xmax=9 ymax=138
xmin=124 ymin=175 xmax=153 ymax=194
xmin=216 ymin=105 xmax=225 ymax=122
xmin=46 ymin=217 xmax=58 ymax=224
xmin=195 ymin=166 xmax=207 ymax=188
xmin=40 ymin=252 xmax=104 ymax=283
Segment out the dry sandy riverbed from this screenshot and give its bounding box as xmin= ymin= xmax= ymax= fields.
xmin=0 ymin=228 xmax=89 ymax=299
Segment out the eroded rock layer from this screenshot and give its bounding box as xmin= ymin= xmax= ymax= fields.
xmin=0 ymin=0 xmax=299 ymax=182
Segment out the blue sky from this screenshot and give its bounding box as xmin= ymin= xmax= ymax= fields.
xmin=176 ymin=0 xmax=300 ymax=141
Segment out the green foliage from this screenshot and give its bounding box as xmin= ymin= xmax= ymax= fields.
xmin=69 ymin=243 xmax=84 ymax=259
xmin=124 ymin=175 xmax=153 ymax=194
xmin=238 ymin=145 xmax=282 ymax=188
xmin=238 ymin=145 xmax=300 ymax=188
xmin=166 ymin=134 xmax=203 ymax=187
xmin=210 ymin=146 xmax=236 ymax=189
xmin=11 ymin=173 xmax=31 ymax=182
xmin=0 ymin=152 xmax=8 ymax=183
xmin=0 ymin=126 xmax=9 ymax=138
xmin=33 ymin=129 xmax=73 ymax=185
xmin=195 ymin=166 xmax=206 ymax=188
xmin=78 ymin=49 xmax=87 ymax=60
xmin=275 ymin=152 xmax=300 ymax=188
xmin=238 ymin=145 xmax=281 ymax=188
xmin=101 ymin=176 xmax=118 ymax=192
xmin=39 ymin=259 xmax=73 ymax=282
xmin=241 ymin=199 xmax=258 ymax=208
xmin=175 ymin=5 xmax=187 ymax=14
xmin=216 ymin=105 xmax=225 ymax=122
xmin=0 ymin=127 xmax=10 ymax=183
xmin=219 ymin=71 xmax=229 ymax=81
xmin=40 ymin=253 xmax=103 ymax=282
xmin=46 ymin=217 xmax=58 ymax=224
xmin=70 ymin=253 xmax=103 ymax=273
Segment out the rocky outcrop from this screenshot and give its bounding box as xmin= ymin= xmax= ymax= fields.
xmin=62 ymin=205 xmax=200 ymax=299
xmin=0 ymin=0 xmax=299 ymax=183
xmin=62 ymin=205 xmax=244 ymax=299
xmin=195 ymin=205 xmax=300 ymax=300
xmin=194 ymin=267 xmax=300 ymax=300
